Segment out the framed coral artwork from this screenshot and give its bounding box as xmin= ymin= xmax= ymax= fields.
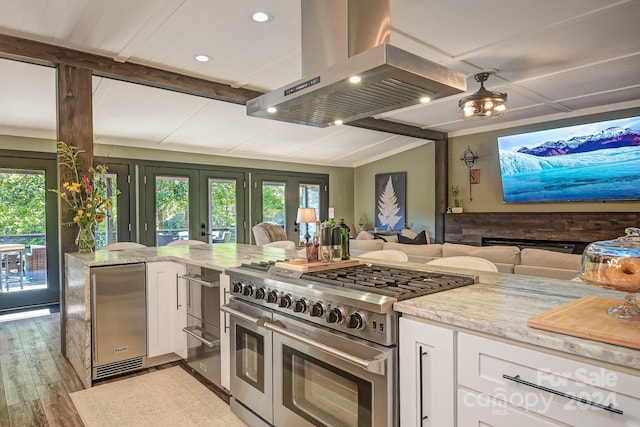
xmin=374 ymin=172 xmax=406 ymax=231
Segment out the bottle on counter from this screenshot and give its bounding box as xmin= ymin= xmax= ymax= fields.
xmin=338 ymin=218 xmax=350 ymax=260
xmin=319 ymin=221 xmax=332 ymax=263
xmin=331 ymin=225 xmax=343 ymax=262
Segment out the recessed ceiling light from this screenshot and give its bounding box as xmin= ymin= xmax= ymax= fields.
xmin=267 ymin=107 xmax=277 ymax=113
xmin=193 ymin=54 xmax=210 ymax=62
xmin=252 ymin=11 xmax=272 ymax=23
xmin=334 ymin=119 xmax=344 ymax=125
xmin=348 ymin=75 xmax=361 ymax=84
xmin=419 ymin=96 xmax=431 ymax=103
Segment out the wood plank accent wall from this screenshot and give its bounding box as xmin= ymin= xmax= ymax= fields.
xmin=444 ymin=212 xmax=640 ymax=246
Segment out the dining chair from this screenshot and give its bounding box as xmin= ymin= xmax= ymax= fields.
xmin=358 ymin=249 xmax=409 ymax=262
xmin=426 ymin=256 xmax=498 ymax=272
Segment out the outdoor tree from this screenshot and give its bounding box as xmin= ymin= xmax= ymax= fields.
xmin=155 ymin=177 xmax=189 ymax=229
xmin=0 ymin=172 xmax=46 ymax=242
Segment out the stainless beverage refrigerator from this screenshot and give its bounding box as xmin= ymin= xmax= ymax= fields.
xmin=91 ymin=263 xmax=147 ymax=380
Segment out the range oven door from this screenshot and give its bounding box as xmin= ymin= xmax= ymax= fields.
xmin=225 ymin=299 xmax=274 ymax=425
xmin=270 ymin=313 xmax=397 ymax=427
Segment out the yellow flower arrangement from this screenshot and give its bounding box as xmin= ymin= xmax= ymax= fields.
xmin=52 ymin=141 xmax=117 ymax=251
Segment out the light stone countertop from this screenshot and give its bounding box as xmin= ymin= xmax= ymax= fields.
xmin=67 ymin=242 xmax=302 ymax=271
xmin=393 ymin=265 xmax=640 ymax=371
xmin=66 ymin=245 xmax=639 ymax=373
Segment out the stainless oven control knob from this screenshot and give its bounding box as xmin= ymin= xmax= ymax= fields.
xmin=255 ymin=287 xmax=266 ymax=300
xmin=293 ymin=298 xmax=309 ymax=313
xmin=266 ymin=290 xmax=279 ymax=304
xmin=346 ymin=312 xmax=365 ymax=330
xmin=278 ymin=294 xmax=293 ymax=308
xmin=242 ymin=283 xmax=254 ymax=296
xmin=232 ymin=281 xmax=243 ymax=294
xmin=310 ymin=302 xmax=325 ymax=317
xmin=326 ymin=307 xmax=344 ymax=324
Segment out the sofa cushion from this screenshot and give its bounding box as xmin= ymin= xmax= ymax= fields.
xmin=350 ymin=239 xmax=384 ymax=255
xmin=519 ymin=248 xmax=582 ymax=270
xmin=398 ymin=230 xmax=428 ymax=245
xmin=442 ymin=243 xmax=521 ymax=265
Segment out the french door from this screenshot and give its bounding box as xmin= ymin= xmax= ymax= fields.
xmin=251 ymin=172 xmax=328 ymax=244
xmin=141 ymin=165 xmax=248 ymax=246
xmin=0 ymin=154 xmax=59 ymax=311
xmin=95 ymin=159 xmax=135 ymax=246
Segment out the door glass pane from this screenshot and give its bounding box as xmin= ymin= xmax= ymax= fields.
xmin=0 ymin=169 xmax=48 ymax=293
xmin=156 ymin=176 xmax=189 ymax=245
xmin=262 ymin=181 xmax=286 ymax=229
xmin=299 ymin=183 xmax=320 ymax=240
xmin=283 ymin=346 xmax=371 ymax=427
xmin=236 ymin=325 xmax=264 ymax=392
xmin=95 ymin=172 xmax=118 ymax=249
xmin=209 ymin=178 xmax=237 ymax=243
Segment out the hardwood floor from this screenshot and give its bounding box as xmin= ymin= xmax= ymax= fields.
xmin=0 ymin=309 xmax=229 ymax=426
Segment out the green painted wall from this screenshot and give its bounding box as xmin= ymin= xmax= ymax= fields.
xmin=0 ymin=137 xmax=355 ymax=222
xmin=448 ymin=107 xmax=640 ymax=213
xmin=354 ymin=142 xmax=436 ymax=238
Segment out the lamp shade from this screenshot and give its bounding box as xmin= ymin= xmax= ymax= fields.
xmin=296 ymin=208 xmax=317 ymax=224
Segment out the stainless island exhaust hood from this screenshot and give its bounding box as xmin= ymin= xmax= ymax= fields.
xmin=246 ymin=0 xmax=467 ymax=128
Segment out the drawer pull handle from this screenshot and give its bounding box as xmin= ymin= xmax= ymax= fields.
xmin=502 ymin=374 xmax=623 ymax=415
xmin=419 ymin=347 xmax=428 ymax=423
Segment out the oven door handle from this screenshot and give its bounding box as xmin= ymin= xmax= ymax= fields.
xmin=221 ymin=304 xmax=264 ymax=325
xmin=264 ymin=321 xmax=387 ymax=376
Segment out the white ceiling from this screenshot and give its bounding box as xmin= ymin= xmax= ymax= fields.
xmin=0 ymin=0 xmax=639 ymax=167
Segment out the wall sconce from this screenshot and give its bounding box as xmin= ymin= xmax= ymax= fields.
xmin=460 ymin=146 xmax=479 ymax=200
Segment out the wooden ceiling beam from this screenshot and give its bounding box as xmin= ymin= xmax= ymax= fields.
xmin=0 ymin=33 xmax=263 ymax=104
xmin=348 ymin=117 xmax=446 ymax=141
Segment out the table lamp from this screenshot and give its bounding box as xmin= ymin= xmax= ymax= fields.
xmin=296 ymin=208 xmax=317 ymax=243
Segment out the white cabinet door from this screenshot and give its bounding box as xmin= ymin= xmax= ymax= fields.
xmin=220 ymin=273 xmax=230 ymax=391
xmin=399 ymin=316 xmax=455 ymax=427
xmin=146 ymin=261 xmax=187 ymax=359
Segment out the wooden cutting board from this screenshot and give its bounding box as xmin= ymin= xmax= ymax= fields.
xmin=274 ymin=258 xmax=360 ymax=272
xmin=528 ymin=296 xmax=640 ymax=350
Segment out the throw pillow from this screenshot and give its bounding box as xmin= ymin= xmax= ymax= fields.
xmin=398 ymin=230 xmax=428 ymax=245
xmin=401 ymin=228 xmax=417 ymax=239
xmin=356 ymin=230 xmax=373 ymax=240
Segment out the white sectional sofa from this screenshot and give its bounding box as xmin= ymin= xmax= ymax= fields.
xmin=349 ymin=239 xmax=582 ymax=280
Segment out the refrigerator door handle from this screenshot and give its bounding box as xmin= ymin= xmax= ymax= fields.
xmin=91 ymin=273 xmax=98 ymax=365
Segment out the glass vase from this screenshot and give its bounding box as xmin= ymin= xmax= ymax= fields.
xmin=76 ymin=223 xmax=95 ymax=253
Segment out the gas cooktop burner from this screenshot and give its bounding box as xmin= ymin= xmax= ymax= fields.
xmin=300 ymin=264 xmax=476 ymax=300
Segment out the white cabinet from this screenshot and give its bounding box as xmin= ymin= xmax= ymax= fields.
xmin=458 ymin=332 xmax=640 ymax=427
xmin=399 ymin=317 xmax=639 ymax=427
xmin=220 ymin=273 xmax=230 ymax=390
xmin=146 ymin=261 xmax=187 ymax=359
xmin=399 ymin=316 xmax=455 ymax=427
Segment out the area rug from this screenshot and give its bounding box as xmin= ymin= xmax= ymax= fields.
xmin=70 ymin=367 xmax=247 ymax=426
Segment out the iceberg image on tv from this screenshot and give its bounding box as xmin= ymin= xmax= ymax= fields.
xmin=497 ymin=116 xmax=640 ymax=203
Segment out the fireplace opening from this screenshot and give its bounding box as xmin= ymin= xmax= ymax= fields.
xmin=481 ymin=237 xmax=589 ymax=254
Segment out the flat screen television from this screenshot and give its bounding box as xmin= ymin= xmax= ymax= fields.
xmin=497 ymin=116 xmax=640 ymax=203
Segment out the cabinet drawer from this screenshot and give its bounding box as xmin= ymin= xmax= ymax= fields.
xmin=458 ymin=388 xmax=561 ymax=426
xmin=458 ymin=333 xmax=639 ymax=427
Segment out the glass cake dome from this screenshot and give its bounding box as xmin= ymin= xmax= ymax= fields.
xmin=580 ymin=227 xmax=640 ymax=319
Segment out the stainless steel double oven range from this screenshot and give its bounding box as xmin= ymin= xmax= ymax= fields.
xmin=222 ymin=261 xmax=475 ymax=427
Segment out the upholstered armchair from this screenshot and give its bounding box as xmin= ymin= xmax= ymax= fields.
xmin=252 ymin=222 xmax=288 ymax=246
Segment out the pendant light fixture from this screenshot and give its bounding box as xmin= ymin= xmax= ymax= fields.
xmin=458 ymin=72 xmax=507 ymax=119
